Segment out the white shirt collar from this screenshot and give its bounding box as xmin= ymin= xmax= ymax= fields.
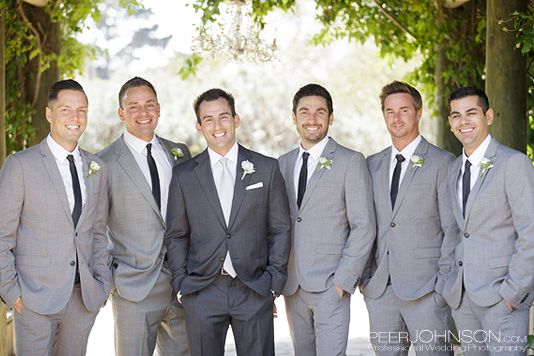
xmin=46 ymin=134 xmax=82 ymax=162
xmin=462 ymin=134 xmax=492 ymax=167
xmin=123 ymin=130 xmax=159 ymax=154
xmin=298 ymin=136 xmax=330 ymax=160
xmin=208 ymin=141 xmax=239 ymax=168
xmin=391 ymin=135 xmax=422 ymax=162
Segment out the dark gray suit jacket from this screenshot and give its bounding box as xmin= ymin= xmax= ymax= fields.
xmin=165 ymin=145 xmax=291 ymax=296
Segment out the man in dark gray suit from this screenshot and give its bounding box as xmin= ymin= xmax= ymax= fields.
xmin=165 ymin=88 xmax=291 ymax=356
xmin=362 ymin=81 xmax=456 ymax=355
xmin=443 ymin=87 xmax=534 ymax=355
xmin=279 ymin=84 xmax=376 ymax=356
xmin=99 ymin=77 xmax=190 ymax=356
xmin=0 ymin=79 xmax=111 ymax=355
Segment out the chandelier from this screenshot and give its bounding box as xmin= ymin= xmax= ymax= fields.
xmin=192 ymin=0 xmax=278 ymax=62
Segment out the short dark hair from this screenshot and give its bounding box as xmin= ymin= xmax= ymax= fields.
xmin=193 ymin=88 xmax=237 ymax=124
xmin=449 ymin=86 xmax=490 ymax=113
xmin=118 ymin=76 xmax=158 ymax=108
xmin=379 ymin=80 xmax=422 ymax=111
xmin=47 ymin=79 xmax=87 ymax=106
xmin=292 ymin=84 xmax=333 ymax=115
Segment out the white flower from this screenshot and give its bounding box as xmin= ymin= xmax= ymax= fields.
xmin=479 ymin=158 xmax=493 ymax=177
xmin=410 ymin=155 xmax=424 ymax=168
xmin=171 ymin=147 xmax=184 ymax=160
xmin=241 ymin=160 xmax=255 ymax=180
xmin=88 ymin=161 xmax=101 ymax=176
xmin=317 ymin=157 xmax=333 ymax=172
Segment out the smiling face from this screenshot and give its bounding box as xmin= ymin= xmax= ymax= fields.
xmin=449 ymin=95 xmax=493 ymax=156
xmin=195 ymin=97 xmax=240 ymax=156
xmin=118 ymin=85 xmax=160 ymax=142
xmin=46 ymin=89 xmax=88 ymax=152
xmin=293 ymin=95 xmax=333 ymax=150
xmin=383 ymin=92 xmax=421 ymax=150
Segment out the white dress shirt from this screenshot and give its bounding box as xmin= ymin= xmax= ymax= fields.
xmin=456 ymin=134 xmax=492 ymax=209
xmin=293 ymin=135 xmax=330 ymax=199
xmin=47 ymin=135 xmax=86 ymax=211
xmin=389 ymin=135 xmax=422 ymax=187
xmin=123 ymin=131 xmax=172 ymax=221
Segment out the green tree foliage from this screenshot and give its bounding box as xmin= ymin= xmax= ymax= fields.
xmin=1 ymin=0 xmax=141 ymax=153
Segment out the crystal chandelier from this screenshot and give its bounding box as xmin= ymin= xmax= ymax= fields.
xmin=192 ymin=0 xmax=277 ymax=62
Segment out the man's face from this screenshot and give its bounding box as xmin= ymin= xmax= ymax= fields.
xmin=292 ymin=95 xmax=333 ymax=150
xmin=448 ymin=95 xmax=493 ymax=156
xmin=383 ymin=92 xmax=421 ymax=143
xmin=195 ymin=97 xmax=240 ymax=156
xmin=118 ymin=85 xmax=160 ymax=141
xmin=46 ymin=89 xmax=88 ymax=151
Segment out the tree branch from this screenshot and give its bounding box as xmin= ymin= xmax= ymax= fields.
xmin=371 ymin=0 xmax=417 ymax=41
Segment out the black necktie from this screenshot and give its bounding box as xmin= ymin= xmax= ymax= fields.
xmin=297 ymin=152 xmax=310 ymax=209
xmin=146 ymin=143 xmax=161 ymax=210
xmin=390 ymin=154 xmax=405 ymax=208
xmin=462 ymin=159 xmax=472 ymax=217
xmin=67 ymin=155 xmax=82 ymax=227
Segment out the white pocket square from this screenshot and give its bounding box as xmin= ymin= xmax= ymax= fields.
xmin=246 ymin=182 xmax=263 ymax=190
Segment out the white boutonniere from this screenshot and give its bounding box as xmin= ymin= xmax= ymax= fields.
xmin=410 ymin=155 xmax=424 ymax=168
xmin=241 ymin=160 xmax=255 ymax=180
xmin=170 ymin=147 xmax=184 ymax=160
xmin=479 ymin=157 xmax=493 ymax=177
xmin=88 ymin=161 xmax=101 ymax=176
xmin=317 ymin=157 xmax=333 ymax=172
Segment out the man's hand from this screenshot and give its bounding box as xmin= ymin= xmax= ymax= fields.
xmin=505 ymin=300 xmax=515 ymax=312
xmin=335 ymin=285 xmax=345 ymax=300
xmin=273 ymin=301 xmax=278 ymax=318
xmin=13 ymin=297 xmax=23 ymax=314
xmin=177 ymin=292 xmax=183 ymax=304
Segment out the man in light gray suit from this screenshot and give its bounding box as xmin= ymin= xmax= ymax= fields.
xmin=0 ymin=79 xmax=111 ymax=355
xmin=442 ymin=87 xmax=534 ymax=355
xmin=165 ymin=88 xmax=291 ymax=356
xmin=279 ymin=83 xmax=376 ymax=356
xmin=362 ymin=81 xmax=456 ymax=355
xmin=99 ymin=77 xmax=190 ymax=356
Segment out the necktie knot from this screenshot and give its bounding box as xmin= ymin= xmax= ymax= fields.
xmin=67 ymin=154 xmax=75 ymax=163
xmin=219 ymin=157 xmax=229 ymax=168
xmin=146 ymin=143 xmax=152 ymax=154
xmin=464 ymin=159 xmax=471 ymax=170
xmin=396 ymin=154 xmax=405 ymax=163
xmin=302 ymin=152 xmax=310 ymax=161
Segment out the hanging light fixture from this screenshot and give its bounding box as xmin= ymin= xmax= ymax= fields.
xmin=192 ymin=0 xmax=277 ymax=62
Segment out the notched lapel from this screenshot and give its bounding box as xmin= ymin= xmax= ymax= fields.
xmin=116 ymin=137 xmax=164 ymax=223
xmin=391 ymin=138 xmax=429 ymax=218
xmin=299 ymin=138 xmax=337 ymax=212
xmin=282 ymin=149 xmax=299 ymax=208
xmin=228 ymin=146 xmax=253 ymax=229
xmin=39 ymin=141 xmax=73 ymax=227
xmin=378 ymin=148 xmax=392 ymax=212
xmin=193 ymin=150 xmax=227 ymax=229
xmin=75 ymin=152 xmax=94 ymax=229
xmin=463 ymin=139 xmax=498 ymax=228
xmin=450 ymin=158 xmax=464 ymax=226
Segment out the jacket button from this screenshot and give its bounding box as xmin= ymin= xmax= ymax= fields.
xmin=296 ymin=217 xmax=302 ymax=222
xmin=458 ymin=261 xmax=463 ymax=267
xmin=390 ymin=222 xmax=396 ymax=228
xmin=226 ymin=233 xmax=231 ymax=239
xmin=464 ymin=233 xmax=470 ymax=238
xmin=75 ymin=233 xmax=78 ymax=237
xmin=70 ymin=261 xmax=76 ymax=266
xmin=387 ymin=251 xmax=389 ymax=255
xmin=112 ymin=262 xmax=118 ymax=268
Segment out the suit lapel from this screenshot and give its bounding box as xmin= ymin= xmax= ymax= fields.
xmin=391 ymin=138 xmax=429 ymax=218
xmin=463 ymin=138 xmax=498 ymax=228
xmin=158 ymin=136 xmax=177 ymax=166
xmin=39 ymin=140 xmax=73 ymax=226
xmin=228 ymin=145 xmax=252 ymax=229
xmin=283 ymin=148 xmax=299 ymax=206
xmin=115 ymin=136 xmax=164 ymax=223
xmin=299 ymin=138 xmax=337 ymax=212
xmin=193 ymin=150 xmax=227 ymax=229
xmin=449 ymin=157 xmax=464 ymax=227
xmin=75 ymin=151 xmax=93 ymax=230
xmin=378 ymin=148 xmax=393 ymax=212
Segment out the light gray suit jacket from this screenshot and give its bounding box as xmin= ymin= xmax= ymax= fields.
xmin=442 ymin=138 xmax=534 ymax=309
xmin=362 ymin=137 xmax=457 ymax=301
xmin=0 ymin=139 xmax=111 ymax=314
xmin=279 ymin=138 xmax=376 ymax=295
xmin=98 ymin=135 xmax=190 ymax=302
